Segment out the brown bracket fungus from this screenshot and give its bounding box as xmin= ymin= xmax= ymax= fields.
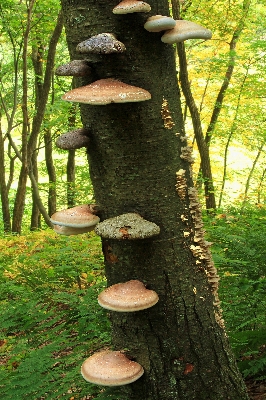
xmin=144 ymin=15 xmax=176 ymax=32
xmin=55 ymin=128 xmax=90 ymax=150
xmin=113 ymin=0 xmax=151 ymax=14
xmin=50 ymin=204 xmax=100 ymax=235
xmin=98 ymin=280 xmax=159 ymax=312
xmin=161 ymin=20 xmax=212 ymax=44
xmin=94 ymin=212 xmax=160 ymax=239
xmin=76 ymin=33 xmax=126 ymax=54
xmin=55 ymin=60 xmax=92 ymax=77
xmin=81 ymin=350 xmax=144 ymax=386
xmin=62 ymin=78 xmax=151 ymax=105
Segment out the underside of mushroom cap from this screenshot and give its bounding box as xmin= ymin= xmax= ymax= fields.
xmin=50 ymin=204 xmax=100 ymax=228
xmin=81 ymin=350 xmax=144 ymax=386
xmin=76 ymin=33 xmax=126 ymax=54
xmin=113 ymin=0 xmax=151 ymax=14
xmin=56 ymin=128 xmax=90 ymax=150
xmin=94 ymin=213 xmax=160 ymax=239
xmin=52 ymin=224 xmax=96 ymax=236
xmin=98 ymin=280 xmax=159 ymax=311
xmin=62 ymin=79 xmax=151 ymax=105
xmin=161 ymin=20 xmax=212 ymax=44
xmin=144 ymin=15 xmax=176 ymax=32
xmin=55 ymin=60 xmax=91 ymax=77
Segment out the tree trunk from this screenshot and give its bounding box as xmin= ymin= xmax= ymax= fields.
xmin=205 ymin=0 xmax=251 ymax=145
xmin=171 ymin=0 xmax=216 ymax=211
xmin=0 ymin=120 xmax=11 ymax=232
xmin=241 ymin=141 xmax=265 ymax=213
xmin=67 ymin=149 xmax=76 ymax=208
xmin=44 ymin=128 xmax=57 ymax=216
xmin=11 ymin=9 xmax=63 ymax=233
xmin=61 ymin=1 xmax=249 ymax=398
xmin=30 ymin=151 xmax=41 ymax=230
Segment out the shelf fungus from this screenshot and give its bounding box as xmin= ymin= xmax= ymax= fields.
xmin=76 ymin=33 xmax=126 ymax=54
xmin=62 ymin=78 xmax=151 ymax=105
xmin=55 ymin=128 xmax=90 ymax=150
xmin=144 ymin=15 xmax=176 ymax=32
xmin=81 ymin=350 xmax=144 ymax=386
xmin=95 ymin=213 xmax=160 ymax=239
xmin=175 ymin=169 xmax=187 ymax=199
xmin=50 ymin=204 xmax=100 ymax=236
xmin=161 ymin=97 xmax=175 ymax=129
xmin=98 ymin=280 xmax=159 ymax=312
xmin=113 ymin=0 xmax=151 ymax=14
xmin=55 ymin=60 xmax=91 ymax=77
xmin=161 ymin=20 xmax=212 ymax=44
xmin=188 ymin=187 xmax=224 ymax=328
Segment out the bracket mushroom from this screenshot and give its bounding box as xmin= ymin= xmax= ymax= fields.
xmin=55 ymin=128 xmax=90 ymax=150
xmin=81 ymin=350 xmax=144 ymax=386
xmin=62 ymin=78 xmax=151 ymax=105
xmin=161 ymin=20 xmax=212 ymax=44
xmin=98 ymin=280 xmax=159 ymax=311
xmin=76 ymin=33 xmax=126 ymax=54
xmin=144 ymin=15 xmax=176 ymax=32
xmin=113 ymin=0 xmax=151 ymax=14
xmin=94 ymin=212 xmax=160 ymax=239
xmin=50 ymin=204 xmax=100 ymax=235
xmin=55 ymin=60 xmax=92 ymax=77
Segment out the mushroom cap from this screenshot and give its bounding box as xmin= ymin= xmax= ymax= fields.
xmin=50 ymin=204 xmax=100 ymax=228
xmin=113 ymin=0 xmax=151 ymax=14
xmin=144 ymin=15 xmax=176 ymax=32
xmin=55 ymin=60 xmax=91 ymax=77
xmin=56 ymin=128 xmax=90 ymax=150
xmin=81 ymin=350 xmax=144 ymax=386
xmin=62 ymin=79 xmax=151 ymax=105
xmin=98 ymin=280 xmax=159 ymax=312
xmin=76 ymin=33 xmax=126 ymax=54
xmin=94 ymin=213 xmax=160 ymax=239
xmin=161 ymin=20 xmax=212 ymax=44
xmin=52 ymin=224 xmax=96 ymax=236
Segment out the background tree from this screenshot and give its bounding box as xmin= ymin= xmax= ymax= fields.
xmin=60 ymin=0 xmax=249 ymax=398
xmin=182 ymin=0 xmax=266 ymax=208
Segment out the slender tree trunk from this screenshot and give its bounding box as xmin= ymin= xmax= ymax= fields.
xmin=12 ymin=0 xmax=35 ymax=233
xmin=257 ymin=167 xmax=266 ymax=204
xmin=172 ymin=0 xmax=216 ymax=210
xmin=218 ymin=68 xmax=249 ymax=207
xmin=30 ymin=150 xmax=41 ymax=230
xmin=61 ymin=0 xmax=249 ymax=398
xmin=11 ymin=9 xmax=63 ymax=233
xmin=0 ymin=120 xmax=11 ymax=231
xmin=67 ymin=149 xmax=76 ymax=208
xmin=241 ymin=141 xmax=265 ymax=213
xmin=176 ymin=42 xmax=216 ymax=210
xmin=205 ymin=0 xmax=251 ymax=145
xmin=66 ymin=102 xmax=77 ymax=208
xmin=44 ymin=129 xmax=57 ymax=216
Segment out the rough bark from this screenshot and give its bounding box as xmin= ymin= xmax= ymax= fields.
xmin=60 ymin=0 xmax=249 ymax=398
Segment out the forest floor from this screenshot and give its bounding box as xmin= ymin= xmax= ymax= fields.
xmin=246 ymin=379 xmax=266 ymax=399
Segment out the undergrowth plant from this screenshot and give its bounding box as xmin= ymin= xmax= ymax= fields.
xmin=0 ymin=231 xmax=110 ymax=399
xmin=0 ymin=206 xmax=265 ymax=399
xmin=204 ymin=206 xmax=266 ymax=380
